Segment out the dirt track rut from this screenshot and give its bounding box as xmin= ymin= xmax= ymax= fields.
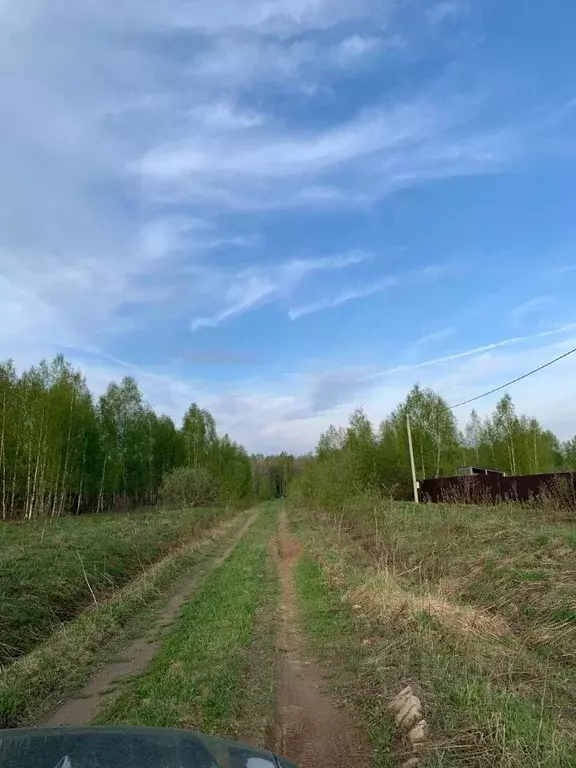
xmin=274 ymin=510 xmax=371 ymax=768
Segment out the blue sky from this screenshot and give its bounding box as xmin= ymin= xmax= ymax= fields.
xmin=2 ymin=0 xmax=576 ymax=453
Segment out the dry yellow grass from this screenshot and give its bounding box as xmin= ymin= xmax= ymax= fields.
xmin=348 ymin=573 xmax=511 ymax=640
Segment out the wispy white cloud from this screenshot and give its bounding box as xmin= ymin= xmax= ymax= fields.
xmin=187 ymin=28 xmax=399 ymax=101
xmin=282 ymin=251 xmax=368 ymax=279
xmin=381 ymin=324 xmax=576 ymax=376
xmin=336 ymin=35 xmax=382 ymax=62
xmin=426 ymin=1 xmax=464 ymax=24
xmin=509 ymin=295 xmax=552 ymax=326
xmin=288 ymin=262 xmax=455 ymax=321
xmin=191 ymin=274 xmax=276 ymax=331
xmin=338 ymin=35 xmax=382 ymax=61
xmin=135 ymin=68 xmax=538 ymax=213
xmin=413 ymin=327 xmax=455 ymax=346
xmin=138 ymin=95 xmax=518 ymax=212
xmin=188 ymin=101 xmax=266 ymax=130
xmin=289 ymin=277 xmax=396 ymax=319
xmin=137 ymin=217 xmax=210 ymax=263
xmin=158 ymin=0 xmax=384 ymax=34
xmin=139 ymin=101 xmax=439 ymax=181
xmin=190 ymin=250 xmax=370 ymax=330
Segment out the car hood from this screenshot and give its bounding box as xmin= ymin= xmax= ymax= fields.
xmin=0 ymin=726 xmax=297 ymax=768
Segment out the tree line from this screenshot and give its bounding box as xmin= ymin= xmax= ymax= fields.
xmin=290 ymin=385 xmax=576 ymax=510
xmin=6 ymin=353 xmax=571 ymax=519
xmin=251 ymin=451 xmax=304 ymax=500
xmin=0 ymin=356 xmax=255 ymax=519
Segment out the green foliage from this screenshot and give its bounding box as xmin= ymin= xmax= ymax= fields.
xmin=213 ymin=435 xmax=253 ymax=504
xmin=290 ymin=386 xmax=573 ymax=507
xmin=564 ymin=436 xmax=576 ymax=470
xmin=463 ymin=395 xmax=564 ymax=475
xmin=182 ymin=404 xmax=217 ymax=470
xmin=159 ymin=466 xmax=219 ymax=509
xmin=251 ymin=451 xmax=301 ymax=499
xmin=0 ymin=354 xmax=255 ymax=518
xmin=175 ymin=404 xmax=254 ymax=505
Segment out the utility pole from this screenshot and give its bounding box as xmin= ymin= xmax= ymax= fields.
xmin=406 ymin=413 xmax=419 ymax=504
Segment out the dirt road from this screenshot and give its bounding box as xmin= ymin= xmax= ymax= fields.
xmin=44 ymin=511 xmax=259 ymax=727
xmin=42 ymin=505 xmax=373 ymax=767
xmin=274 ymin=511 xmax=371 ymax=768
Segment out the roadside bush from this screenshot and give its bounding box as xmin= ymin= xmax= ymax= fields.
xmin=160 ymin=466 xmax=220 ymax=509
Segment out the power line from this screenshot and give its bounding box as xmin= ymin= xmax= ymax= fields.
xmin=449 ymin=345 xmax=576 ymax=410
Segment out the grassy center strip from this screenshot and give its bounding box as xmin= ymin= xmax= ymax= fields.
xmin=0 ymin=509 xmax=254 ymax=729
xmin=95 ymin=503 xmax=279 ymax=739
xmin=230 ymin=536 xmax=279 ymax=748
xmin=291 ymin=512 xmax=576 ymax=768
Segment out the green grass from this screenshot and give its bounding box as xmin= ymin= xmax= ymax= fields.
xmin=0 ymin=505 xmax=228 ymax=665
xmin=230 ymin=533 xmax=280 ymax=748
xmin=290 ymin=503 xmax=576 ymax=767
xmin=0 ymin=511 xmax=251 ymax=729
xmin=297 ymin=556 xmax=356 ymax=643
xmin=96 ymin=503 xmax=278 ymax=739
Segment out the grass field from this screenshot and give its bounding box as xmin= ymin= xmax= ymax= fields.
xmin=7 ymin=493 xmax=574 ymax=767
xmin=0 ymin=511 xmax=251 ymax=729
xmin=290 ymin=498 xmax=576 ymax=767
xmin=0 ymin=505 xmax=229 ymax=665
xmin=96 ymin=504 xmax=278 ymax=742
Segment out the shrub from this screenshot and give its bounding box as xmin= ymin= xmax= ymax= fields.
xmin=159 ymin=466 xmax=220 ymax=509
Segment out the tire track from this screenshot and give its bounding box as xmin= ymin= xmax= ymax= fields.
xmin=274 ymin=509 xmax=371 ymax=768
xmin=44 ymin=510 xmax=259 ymax=727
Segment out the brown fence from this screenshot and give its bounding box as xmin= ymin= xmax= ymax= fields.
xmin=420 ymin=472 xmax=576 ymax=504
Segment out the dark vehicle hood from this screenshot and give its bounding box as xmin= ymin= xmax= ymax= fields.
xmin=0 ymin=726 xmax=296 ymax=768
